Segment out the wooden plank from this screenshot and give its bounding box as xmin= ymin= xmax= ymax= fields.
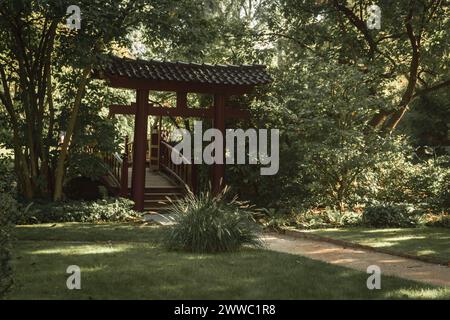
xmin=106 ymin=75 xmax=255 ymax=95
xmin=109 ymin=104 xmax=137 ymax=115
xmin=108 ymin=104 xmax=250 ymax=119
xmin=176 ymin=92 xmax=187 ymax=110
xmin=131 ymin=89 xmax=149 ymax=212
xmin=212 ymin=94 xmax=225 ymax=195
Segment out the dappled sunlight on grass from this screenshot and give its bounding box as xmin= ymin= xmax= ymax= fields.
xmin=81 ymin=265 xmax=107 ymax=273
xmin=312 ymin=227 xmax=450 ymax=264
xmin=28 ymin=243 xmax=133 ymax=256
xmin=386 ymin=235 xmax=426 ymax=241
xmin=362 ymin=228 xmax=404 ymax=233
xmin=416 ymin=250 xmax=437 ymax=256
xmin=358 ymin=240 xmax=396 ymax=248
xmin=14 ymin=222 xmax=167 ymax=243
xmin=183 ymin=255 xmax=217 ymax=260
xmin=8 ymin=223 xmax=450 ymax=300
xmin=385 ymin=287 xmax=450 ymax=300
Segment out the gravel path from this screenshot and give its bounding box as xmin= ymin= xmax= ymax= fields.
xmin=263 ymin=233 xmax=450 ymax=287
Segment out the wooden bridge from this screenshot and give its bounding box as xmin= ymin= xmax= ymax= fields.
xmin=102 ymin=126 xmax=196 ymax=212
xmin=94 ymin=55 xmax=272 ymax=211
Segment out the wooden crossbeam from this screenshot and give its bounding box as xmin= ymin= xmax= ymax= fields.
xmin=106 ymin=75 xmax=254 ymax=95
xmin=109 ymin=103 xmax=250 ymax=119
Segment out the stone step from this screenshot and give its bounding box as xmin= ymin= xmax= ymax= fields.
xmin=144 ymin=213 xmax=179 ymax=225
xmin=145 ymin=207 xmax=172 ymax=214
xmin=144 ymin=192 xmax=184 ymax=200
xmin=128 ymin=186 xmax=184 ymax=193
xmin=144 ymin=198 xmax=182 ymax=208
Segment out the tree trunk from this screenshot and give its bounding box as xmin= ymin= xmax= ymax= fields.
xmin=53 ymin=66 xmax=92 ymax=201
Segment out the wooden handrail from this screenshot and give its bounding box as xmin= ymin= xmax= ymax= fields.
xmin=159 ymin=140 xmax=196 ymax=193
xmin=94 ymin=134 xmax=196 ymax=196
xmin=103 ymin=151 xmax=124 ymax=185
xmin=89 ymin=136 xmax=130 ymax=197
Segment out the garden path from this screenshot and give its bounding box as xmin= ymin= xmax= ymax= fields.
xmin=263 ymin=233 xmax=450 ymax=287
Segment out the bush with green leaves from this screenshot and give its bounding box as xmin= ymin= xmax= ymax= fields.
xmin=254 ymin=61 xmax=404 ymax=212
xmin=409 ymin=158 xmax=450 ymax=212
xmin=17 ymin=198 xmax=140 ymax=224
xmin=0 ymin=193 xmax=15 ymax=298
xmin=294 ymin=209 xmax=362 ymax=229
xmin=425 ymin=214 xmax=450 ymax=228
xmin=362 ymin=203 xmax=424 ymax=228
xmin=365 ymin=153 xmax=450 ymax=212
xmin=165 ymin=188 xmax=263 ymax=253
xmin=0 ymin=157 xmax=16 ymax=297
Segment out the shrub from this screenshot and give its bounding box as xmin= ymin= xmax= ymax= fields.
xmin=0 ymin=193 xmax=15 ymax=298
xmin=165 ymin=188 xmax=263 ymax=253
xmin=0 ymin=157 xmax=16 ymax=297
xmin=407 ymin=157 xmax=450 ymax=211
xmin=17 ymin=198 xmax=140 ymax=224
xmin=365 ymin=154 xmax=450 ymax=213
xmin=256 ymin=208 xmax=295 ymax=231
xmin=64 ymin=176 xmax=108 ymax=201
xmin=425 ymin=214 xmax=450 ymax=228
xmin=362 ymin=203 xmax=424 ymax=228
xmin=294 ymin=208 xmax=362 ymax=229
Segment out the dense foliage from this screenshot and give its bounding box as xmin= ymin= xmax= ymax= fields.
xmin=0 ymin=1 xmax=448 ymax=228
xmin=362 ymin=203 xmax=424 ymax=228
xmin=165 ymin=188 xmax=263 ymax=253
xmin=16 ymin=198 xmax=140 ymax=224
xmin=0 ymin=157 xmax=16 ymax=297
xmin=0 ymin=200 xmax=13 ymax=298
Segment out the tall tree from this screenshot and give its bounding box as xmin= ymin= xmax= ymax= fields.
xmin=260 ymin=0 xmax=449 ymax=131
xmin=0 ymin=0 xmax=213 ymax=200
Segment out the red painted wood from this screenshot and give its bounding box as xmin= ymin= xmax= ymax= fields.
xmin=159 ymin=140 xmax=195 ymax=191
xmin=132 ymin=89 xmax=149 ymax=212
xmin=191 ymin=164 xmax=198 ymax=195
xmin=109 ymin=103 xmax=250 ymax=119
xmin=109 ymin=104 xmax=137 ymax=115
xmin=131 ymin=129 xmax=137 ymax=198
xmin=107 ymin=75 xmax=254 ymax=95
xmin=120 ymin=135 xmax=129 ymax=197
xmin=212 ymin=94 xmax=225 ymax=195
xmin=176 ymin=92 xmax=187 ymax=110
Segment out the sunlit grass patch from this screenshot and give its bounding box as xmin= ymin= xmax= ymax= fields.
xmin=311 ymin=227 xmax=450 ymax=264
xmin=28 ymin=243 xmax=133 ymax=256
xmin=7 ymin=223 xmax=450 ymax=300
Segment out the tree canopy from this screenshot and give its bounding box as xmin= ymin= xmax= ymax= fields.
xmin=0 ymin=0 xmax=448 ymax=211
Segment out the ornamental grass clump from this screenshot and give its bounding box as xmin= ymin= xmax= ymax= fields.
xmin=165 ymin=187 xmax=263 ymax=253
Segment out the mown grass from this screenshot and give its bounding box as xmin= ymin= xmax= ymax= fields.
xmin=6 ymin=223 xmax=450 ymax=300
xmin=309 ymin=227 xmax=450 ymax=265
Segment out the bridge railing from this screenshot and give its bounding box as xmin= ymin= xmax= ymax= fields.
xmin=102 ymin=139 xmax=129 ymax=197
xmin=159 ymin=140 xmax=196 ymax=193
xmin=100 ymin=134 xmax=196 ymax=196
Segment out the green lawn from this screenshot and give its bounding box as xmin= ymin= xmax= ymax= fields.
xmin=309 ymin=227 xmax=450 ymax=265
xmin=6 ymin=223 xmax=450 ymax=299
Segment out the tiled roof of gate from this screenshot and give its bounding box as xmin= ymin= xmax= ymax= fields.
xmin=95 ymin=56 xmax=272 ymax=86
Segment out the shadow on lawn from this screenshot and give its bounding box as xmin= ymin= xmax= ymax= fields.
xmin=13 ymin=222 xmax=166 ymax=243
xmin=9 ymin=238 xmax=450 ymax=300
xmin=314 ymin=227 xmax=450 ymax=264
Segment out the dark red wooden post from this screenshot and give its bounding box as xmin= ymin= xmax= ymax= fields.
xmin=132 ymin=89 xmax=149 ymax=211
xmin=120 ymin=136 xmax=129 ymax=197
xmin=131 ymin=133 xmax=136 ymax=198
xmin=212 ymin=94 xmax=225 ymax=195
xmin=191 ymin=164 xmax=197 ymax=195
xmin=176 ymin=91 xmax=187 ymax=110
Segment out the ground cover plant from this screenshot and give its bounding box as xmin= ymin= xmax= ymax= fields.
xmin=7 ymin=223 xmax=450 ymax=300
